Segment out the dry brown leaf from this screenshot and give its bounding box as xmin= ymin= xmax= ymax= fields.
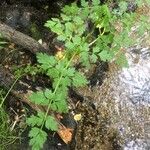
xmin=57 ymin=126 xmax=73 ymax=144
xmin=9 ymin=43 xmax=15 ymax=49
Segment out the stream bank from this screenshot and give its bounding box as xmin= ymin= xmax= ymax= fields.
xmin=0 ymin=0 xmax=150 ymax=150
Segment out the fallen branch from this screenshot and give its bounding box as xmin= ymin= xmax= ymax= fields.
xmin=0 ymin=21 xmax=87 ymax=105
xmin=0 ymin=21 xmax=50 ymax=54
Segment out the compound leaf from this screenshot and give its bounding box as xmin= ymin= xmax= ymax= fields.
xmin=37 ymin=53 xmax=56 ymax=70
xmin=45 ymin=116 xmax=58 ymax=131
xmin=98 ymin=50 xmax=112 ymax=61
xmin=26 ymin=115 xmax=43 ymax=127
xmin=29 ymin=127 xmax=47 ymax=150
xmin=72 ymin=72 xmax=88 ymax=87
xmin=29 ymin=91 xmax=49 ymax=105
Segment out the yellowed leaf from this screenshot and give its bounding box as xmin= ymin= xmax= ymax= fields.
xmin=74 ymin=113 xmax=82 ymax=121
xmin=56 ymin=51 xmax=65 ymax=60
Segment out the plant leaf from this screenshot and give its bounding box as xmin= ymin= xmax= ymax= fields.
xmin=98 ymin=50 xmax=112 ymax=61
xmin=26 ymin=115 xmax=43 ymax=127
xmin=45 ymin=116 xmax=58 ymax=131
xmin=29 ymin=91 xmax=49 ymax=105
xmin=29 ymin=127 xmax=47 ymax=150
xmin=72 ymin=72 xmax=88 ymax=87
xmin=37 ymin=53 xmax=57 ymax=70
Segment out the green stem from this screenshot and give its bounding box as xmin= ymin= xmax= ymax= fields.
xmin=0 ymin=76 xmax=20 ymax=108
xmin=89 ymin=36 xmax=100 ymax=47
xmin=88 ymin=28 xmax=105 ymax=47
xmin=40 ymin=51 xmax=77 ymax=129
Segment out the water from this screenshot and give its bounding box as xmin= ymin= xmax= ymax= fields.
xmin=115 ymin=46 xmax=150 ymax=149
xmin=96 ymin=45 xmax=150 ymax=149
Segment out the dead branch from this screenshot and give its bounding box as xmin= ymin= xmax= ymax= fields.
xmin=0 ymin=21 xmax=50 ymax=54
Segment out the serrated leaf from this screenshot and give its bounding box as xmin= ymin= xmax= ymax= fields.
xmin=45 ymin=18 xmax=63 ymax=35
xmin=44 ymin=89 xmax=53 ymax=99
xmin=70 ymin=3 xmax=80 ymax=14
xmin=73 ymin=16 xmax=84 ymax=25
xmin=65 ymin=41 xmax=75 ymax=49
xmin=52 ymin=78 xmax=60 ymax=89
xmin=93 ymin=46 xmax=100 ymax=53
xmin=44 ymin=20 xmax=56 ymax=29
xmin=100 ymin=34 xmax=114 ymax=44
xmin=56 ymin=87 xmax=68 ymax=100
xmin=45 ymin=116 xmax=58 ymax=131
xmin=29 ymin=127 xmax=40 ymax=138
xmin=26 ymin=115 xmax=43 ymax=127
xmin=72 ymin=72 xmax=88 ymax=87
xmin=61 ymin=76 xmax=72 ymax=87
xmin=136 ymin=0 xmax=143 ymax=6
xmin=54 ymin=92 xmax=68 ymax=112
xmin=119 ymin=1 xmax=128 ymax=14
xmin=80 ymin=51 xmax=88 ymax=60
xmin=29 ymin=91 xmax=49 ymax=105
xmin=80 ymin=42 xmax=89 ymax=52
xmin=55 ymin=62 xmax=65 ymax=73
xmin=92 ymin=0 xmax=100 ymax=6
xmin=65 ymin=22 xmax=74 ymax=32
xmin=55 ymin=99 xmax=68 ymax=113
xmin=36 ymin=53 xmax=56 ymax=70
xmin=57 ymin=35 xmax=67 ymax=41
xmin=81 ymin=0 xmax=88 ymax=7
xmin=72 ymin=36 xmax=81 ymax=45
xmin=66 ymin=67 xmax=75 ymax=77
xmin=51 ymin=18 xmax=60 ymax=22
xmin=50 ymin=102 xmax=57 ymax=111
xmin=61 ymin=14 xmax=71 ymax=21
xmin=80 ymin=7 xmax=89 ymax=19
xmin=50 ymin=88 xmax=68 ymax=113
xmin=98 ymin=50 xmax=112 ymax=61
xmin=62 ymin=5 xmax=71 ymax=14
xmin=37 ymin=111 xmax=45 ymax=119
xmin=47 ymin=68 xmax=59 ymax=79
xmin=53 ymin=24 xmax=63 ymax=35
xmin=90 ymin=54 xmax=98 ymax=63
xmin=80 ymin=51 xmax=90 ymax=67
xmin=29 ymin=128 xmax=47 ymax=150
xmin=76 ymin=25 xmax=86 ymax=35
xmin=62 ymin=3 xmax=79 ymax=15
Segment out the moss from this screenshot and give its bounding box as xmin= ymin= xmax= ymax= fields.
xmin=30 ymin=22 xmax=42 ymax=40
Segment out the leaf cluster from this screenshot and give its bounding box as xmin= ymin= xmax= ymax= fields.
xmin=26 ymin=0 xmax=150 ymax=149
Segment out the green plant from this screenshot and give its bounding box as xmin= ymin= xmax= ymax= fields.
xmin=0 ymin=36 xmax=22 ymax=149
xmin=26 ymin=0 xmax=150 ymax=149
xmin=0 ymin=33 xmax=7 ymax=50
xmin=0 ymin=89 xmax=20 ymax=150
xmin=0 ymin=77 xmax=20 ymax=108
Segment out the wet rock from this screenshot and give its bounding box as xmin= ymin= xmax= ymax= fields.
xmin=94 ymin=47 xmax=150 ymax=149
xmin=74 ymin=30 xmax=150 ymax=150
xmin=112 ymin=46 xmax=150 ymax=149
